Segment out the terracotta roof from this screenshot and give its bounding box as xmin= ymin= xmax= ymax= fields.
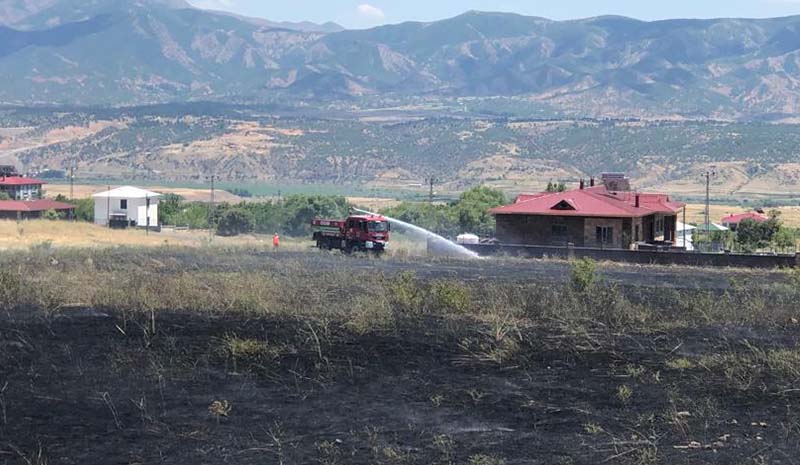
xmin=0 ymin=176 xmax=46 ymax=186
xmin=491 ymin=186 xmax=685 ymax=218
xmin=721 ymin=212 xmax=768 ymax=225
xmin=0 ymin=199 xmax=74 ymax=212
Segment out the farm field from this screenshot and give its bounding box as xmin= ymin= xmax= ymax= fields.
xmin=684 ymin=204 xmax=800 ymax=228
xmin=0 ymin=220 xmax=318 ymax=250
xmin=1 ymin=248 xmax=799 ymax=464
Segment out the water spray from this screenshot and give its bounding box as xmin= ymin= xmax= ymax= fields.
xmin=352 ymin=207 xmax=480 ymax=259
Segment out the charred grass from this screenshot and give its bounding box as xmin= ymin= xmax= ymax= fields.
xmin=0 ymin=248 xmax=799 ymax=464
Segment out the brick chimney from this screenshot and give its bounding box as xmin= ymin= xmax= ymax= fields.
xmin=635 ymin=194 xmax=640 ymax=208
xmin=590 ymin=177 xmax=595 ymax=187
xmin=579 ymin=179 xmax=585 ymax=190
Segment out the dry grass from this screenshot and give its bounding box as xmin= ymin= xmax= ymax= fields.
xmin=0 ymin=220 xmax=311 ymax=250
xmin=0 ymin=220 xmax=433 ymax=258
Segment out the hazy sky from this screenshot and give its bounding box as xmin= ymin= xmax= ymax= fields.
xmin=187 ymin=0 xmax=800 ymax=28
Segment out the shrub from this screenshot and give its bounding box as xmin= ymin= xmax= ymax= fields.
xmin=430 ymin=279 xmax=472 ymax=313
xmin=73 ymin=198 xmax=94 ymax=222
xmin=41 ymin=209 xmax=60 ymax=221
xmin=570 ymin=257 xmax=598 ymax=292
xmin=216 ymin=208 xmax=254 ymax=237
xmin=343 ymin=295 xmax=395 ymax=336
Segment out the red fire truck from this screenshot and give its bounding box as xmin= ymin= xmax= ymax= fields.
xmin=311 ymin=214 xmax=391 ymax=252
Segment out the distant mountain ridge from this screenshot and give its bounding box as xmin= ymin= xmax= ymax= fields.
xmin=0 ymin=1 xmax=800 ymax=118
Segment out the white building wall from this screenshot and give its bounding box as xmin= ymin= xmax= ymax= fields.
xmin=94 ymin=197 xmax=159 ymax=227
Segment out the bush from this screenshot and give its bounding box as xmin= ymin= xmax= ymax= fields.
xmin=158 ymin=193 xmax=183 ymax=224
xmin=430 ymin=279 xmax=472 ymax=313
xmin=227 ymin=188 xmax=253 ymax=198
xmin=41 ymin=209 xmax=60 ymax=221
xmin=570 ymin=257 xmax=598 ymax=292
xmin=216 ymin=209 xmax=254 ymax=237
xmin=74 ymin=198 xmax=94 ymax=222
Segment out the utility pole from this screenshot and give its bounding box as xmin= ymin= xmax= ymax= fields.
xmin=69 ymin=166 xmax=74 ymax=201
xmin=702 ymin=169 xmax=715 ymax=245
xmin=207 ymin=173 xmax=216 ymax=238
xmin=106 ymin=184 xmax=110 ymax=227
xmin=145 ymin=194 xmax=150 ymax=236
xmin=426 ymin=176 xmax=437 ymax=203
xmin=68 ymin=165 xmax=75 ymax=221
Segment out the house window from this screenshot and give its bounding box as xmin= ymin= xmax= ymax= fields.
xmin=120 ymin=199 xmax=128 ymax=210
xmin=551 ymin=224 xmax=567 ymax=241
xmin=596 ymin=226 xmax=614 ymax=245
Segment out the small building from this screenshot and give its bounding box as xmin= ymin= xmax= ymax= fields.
xmin=0 ymin=199 xmax=75 ymax=220
xmin=0 ymin=172 xmax=74 ymax=219
xmin=0 ymin=174 xmax=45 ymax=200
xmin=93 ymin=186 xmax=161 ymax=228
xmin=721 ymin=212 xmax=768 ymax=231
xmin=490 ymin=181 xmax=685 ymax=249
xmin=675 ymin=221 xmax=696 ymax=251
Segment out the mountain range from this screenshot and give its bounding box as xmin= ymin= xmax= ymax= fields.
xmin=1 ymin=0 xmax=800 ymax=118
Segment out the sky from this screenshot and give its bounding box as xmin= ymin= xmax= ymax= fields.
xmin=187 ymin=0 xmax=800 ymax=28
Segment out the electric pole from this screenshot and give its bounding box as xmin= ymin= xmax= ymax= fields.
xmin=145 ymin=194 xmax=150 ymax=236
xmin=69 ymin=165 xmax=75 ymax=221
xmin=69 ymin=166 xmax=75 ymax=201
xmin=207 ymin=173 xmax=216 ymax=238
xmin=702 ymin=169 xmax=716 ymax=244
xmin=425 ymin=176 xmax=437 ymax=203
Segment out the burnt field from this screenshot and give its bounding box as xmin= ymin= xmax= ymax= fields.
xmin=2 ymin=247 xmax=800 ymax=465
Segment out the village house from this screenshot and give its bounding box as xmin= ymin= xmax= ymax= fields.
xmin=720 ymin=212 xmax=768 ymax=231
xmin=93 ymin=186 xmax=161 ymax=228
xmin=0 ymin=169 xmax=74 ymax=219
xmin=490 ymin=175 xmax=685 ymax=249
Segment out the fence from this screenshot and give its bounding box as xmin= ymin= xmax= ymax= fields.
xmin=462 ymin=243 xmax=798 ymax=269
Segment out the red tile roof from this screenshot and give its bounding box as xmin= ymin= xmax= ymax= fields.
xmin=0 ymin=176 xmax=46 ymax=186
xmin=491 ymin=186 xmax=685 ymax=218
xmin=0 ymin=199 xmax=74 ymax=212
xmin=721 ymin=212 xmax=768 ymax=225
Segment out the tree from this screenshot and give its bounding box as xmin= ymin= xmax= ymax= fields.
xmin=158 ymin=193 xmax=183 ymax=225
xmin=74 ymin=198 xmax=94 ymax=222
xmin=773 ymin=227 xmax=797 ymax=251
xmin=736 ymin=214 xmax=781 ymax=251
xmin=546 ymin=181 xmax=567 ymax=193
xmin=455 ymin=186 xmax=506 ymax=236
xmin=216 ymin=208 xmax=254 ymax=237
xmin=280 ymin=195 xmax=349 ymax=236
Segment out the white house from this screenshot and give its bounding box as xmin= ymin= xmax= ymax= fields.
xmin=93 ymin=186 xmax=161 ymax=227
xmin=675 ymin=221 xmax=696 ymax=251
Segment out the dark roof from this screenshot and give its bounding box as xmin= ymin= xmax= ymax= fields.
xmin=491 ymin=186 xmax=685 ymax=218
xmin=0 ymin=199 xmax=74 ymax=212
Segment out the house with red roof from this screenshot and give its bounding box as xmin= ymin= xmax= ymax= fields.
xmin=720 ymin=212 xmax=768 ymax=231
xmin=0 ymin=174 xmax=74 ymax=219
xmin=490 ymin=178 xmax=685 ymax=249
